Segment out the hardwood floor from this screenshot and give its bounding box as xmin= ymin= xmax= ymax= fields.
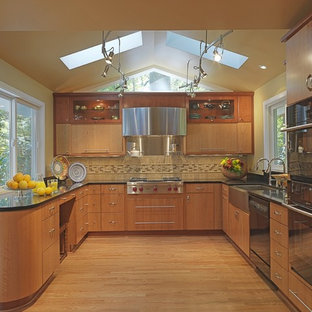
xmin=26 ymin=235 xmax=291 ymax=312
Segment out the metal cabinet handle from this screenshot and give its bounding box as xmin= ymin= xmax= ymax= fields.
xmin=109 ymin=187 xmax=117 ymax=191
xmin=234 ymin=210 xmax=239 ymax=216
xmin=274 ymin=210 xmax=281 ymax=216
xmin=274 ymin=229 xmax=282 ymax=235
xmin=109 ymin=220 xmax=117 ymax=224
xmin=49 ymin=228 xmax=55 ymax=233
xmin=48 ymin=206 xmax=55 ymax=211
xmin=274 ymin=273 xmax=282 ymax=280
xmin=289 ymin=289 xmax=312 ymax=312
xmin=109 ymin=202 xmax=116 ymax=205
xmin=306 ymin=74 xmax=312 ymax=91
xmin=274 ymin=250 xmax=282 ymax=257
xmin=186 ymin=195 xmax=190 ymax=200
xmin=195 ymin=187 xmax=204 ymax=190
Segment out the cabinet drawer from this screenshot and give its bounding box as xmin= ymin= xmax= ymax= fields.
xmin=41 ymin=201 xmax=58 ymax=220
xmin=289 ymin=271 xmax=312 ymax=312
xmin=101 ymin=213 xmax=125 ymax=231
xmin=42 ymin=240 xmax=59 ymax=283
xmin=76 ymin=200 xmax=88 ymax=216
xmin=270 ymin=218 xmax=288 ymax=248
xmin=87 ymin=185 xmax=101 ymax=195
xmin=271 ymin=259 xmax=288 ymax=295
xmin=76 ymin=213 xmax=88 ymax=243
xmin=42 ymin=212 xmax=59 ymax=251
xmin=102 ymin=194 xmax=124 ymax=212
xmin=185 ymin=183 xmax=214 ymax=193
xmin=101 ymin=184 xmax=124 ymax=194
xmin=88 ymin=212 xmax=102 ymax=231
xmin=88 ymin=194 xmax=101 ymax=212
xmin=270 ymin=203 xmax=288 ymax=226
xmin=270 ymin=238 xmax=289 ymax=270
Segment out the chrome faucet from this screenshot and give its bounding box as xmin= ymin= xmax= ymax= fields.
xmin=267 ymin=157 xmax=286 ymax=186
xmin=255 ymin=157 xmax=269 ymax=172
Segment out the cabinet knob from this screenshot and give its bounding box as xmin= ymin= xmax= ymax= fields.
xmin=274 ymin=210 xmax=281 ymax=216
xmin=186 ymin=195 xmax=190 ymax=200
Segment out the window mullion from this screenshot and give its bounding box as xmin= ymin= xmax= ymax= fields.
xmin=10 ymin=99 xmax=17 ymax=176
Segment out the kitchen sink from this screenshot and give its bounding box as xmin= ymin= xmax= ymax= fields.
xmin=228 ymin=184 xmax=282 ymax=213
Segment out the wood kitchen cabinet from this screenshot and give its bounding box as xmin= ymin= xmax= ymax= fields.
xmin=270 ymin=202 xmax=289 ymax=295
xmin=185 ymin=93 xmax=253 ymax=155
xmin=101 ymin=184 xmax=125 ymax=231
xmin=55 ymin=124 xmax=71 ymax=155
xmin=282 ymin=15 xmax=312 ymax=105
xmin=54 ymin=94 xmax=71 ymax=123
xmin=185 ymin=183 xmax=222 ymax=230
xmin=222 ymin=184 xmax=229 ymax=235
xmin=41 ymin=201 xmax=60 ymax=283
xmin=126 ymin=195 xmax=183 ymax=231
xmin=228 ymin=202 xmax=249 ymax=256
xmin=87 ymin=185 xmax=101 ymax=231
xmin=70 ymin=124 xmax=124 ymax=156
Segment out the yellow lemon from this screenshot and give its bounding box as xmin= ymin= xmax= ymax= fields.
xmin=18 ymin=180 xmax=28 ymax=190
xmin=13 ymin=172 xmax=24 ymax=182
xmin=11 ymin=181 xmax=19 ymax=190
xmin=45 ymin=187 xmax=53 ymax=195
xmin=27 ymin=180 xmax=36 ymax=189
xmin=36 ymin=187 xmax=46 ymax=196
xmin=6 ymin=180 xmax=13 ymax=188
xmin=23 ymin=174 xmax=31 ymax=182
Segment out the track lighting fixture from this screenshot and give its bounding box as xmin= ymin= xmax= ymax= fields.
xmin=183 ymin=30 xmax=233 ymax=97
xmin=101 ymin=31 xmax=129 ymax=96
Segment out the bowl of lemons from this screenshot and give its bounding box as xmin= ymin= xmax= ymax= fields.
xmin=6 ymin=172 xmax=37 ymax=190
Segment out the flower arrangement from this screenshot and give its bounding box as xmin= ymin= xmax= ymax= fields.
xmin=220 ymin=157 xmax=247 ymax=179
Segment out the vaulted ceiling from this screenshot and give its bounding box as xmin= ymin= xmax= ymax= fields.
xmin=0 ymin=0 xmax=311 ymax=93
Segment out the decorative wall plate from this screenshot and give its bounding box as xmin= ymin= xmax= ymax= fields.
xmin=68 ymin=162 xmax=87 ymax=183
xmin=51 ymin=156 xmax=69 ymax=180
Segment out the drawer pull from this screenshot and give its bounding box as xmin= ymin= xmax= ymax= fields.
xmin=274 ymin=210 xmax=282 ymax=216
xmin=135 ymin=205 xmax=175 ymax=209
xmin=84 ymin=203 xmax=89 ymax=206
xmin=109 ymin=220 xmax=117 ymax=224
xmin=109 ymin=187 xmax=117 ymax=191
xmin=274 ymin=250 xmax=282 ymax=257
xmin=195 ymin=187 xmax=204 ymax=190
xmin=289 ymin=289 xmax=312 ymax=312
xmin=109 ymin=202 xmax=116 ymax=206
xmin=80 ymin=226 xmax=84 ymax=231
xmin=274 ymin=273 xmax=282 ymax=280
xmin=135 ymin=221 xmax=175 ymax=225
xmin=234 ymin=210 xmax=240 ymax=216
xmin=48 ymin=206 xmax=55 ymax=211
xmin=49 ymin=228 xmax=55 ymax=233
xmin=274 ymin=229 xmax=282 ymax=235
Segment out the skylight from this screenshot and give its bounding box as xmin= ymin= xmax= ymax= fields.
xmin=97 ymin=68 xmax=211 ymax=92
xmin=60 ymin=31 xmax=143 ymax=70
xmin=166 ymin=31 xmax=248 ymax=69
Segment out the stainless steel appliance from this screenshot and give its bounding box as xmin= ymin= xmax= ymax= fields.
xmin=289 ymin=208 xmax=312 ymax=287
xmin=285 ymin=96 xmax=312 ymax=183
xmin=249 ymin=194 xmax=271 ymax=279
xmin=127 ymin=177 xmax=183 ymax=194
xmin=122 ymin=107 xmax=186 ymax=136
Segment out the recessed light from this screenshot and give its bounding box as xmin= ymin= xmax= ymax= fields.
xmin=259 ymin=65 xmax=267 ymax=70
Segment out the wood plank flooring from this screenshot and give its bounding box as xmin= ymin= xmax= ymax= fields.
xmin=26 ymin=235 xmax=291 ymax=312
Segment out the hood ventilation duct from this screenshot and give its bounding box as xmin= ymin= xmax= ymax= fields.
xmin=122 ymin=107 xmax=186 ymax=136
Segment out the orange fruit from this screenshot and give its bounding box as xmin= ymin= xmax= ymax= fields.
xmin=13 ymin=172 xmax=24 ymax=182
xmin=11 ymin=181 xmax=19 ymax=190
xmin=27 ymin=180 xmax=36 ymax=189
xmin=23 ymin=174 xmax=31 ymax=182
xmin=18 ymin=180 xmax=28 ymax=189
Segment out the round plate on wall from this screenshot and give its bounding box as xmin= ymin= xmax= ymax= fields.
xmin=68 ymin=162 xmax=87 ymax=183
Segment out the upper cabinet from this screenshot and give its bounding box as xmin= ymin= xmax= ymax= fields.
xmin=54 ymin=93 xmax=121 ymax=124
xmin=185 ymin=93 xmax=254 ymax=155
xmin=188 ymin=95 xmax=238 ymax=123
xmin=282 ymin=14 xmax=312 ymax=105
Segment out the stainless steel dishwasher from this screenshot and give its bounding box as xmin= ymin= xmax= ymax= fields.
xmin=249 ymin=194 xmax=271 ymax=280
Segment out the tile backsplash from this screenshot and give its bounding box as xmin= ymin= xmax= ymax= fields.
xmin=66 ymin=155 xmax=247 ymax=181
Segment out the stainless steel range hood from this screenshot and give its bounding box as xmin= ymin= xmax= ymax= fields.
xmin=122 ymin=107 xmax=186 ymax=136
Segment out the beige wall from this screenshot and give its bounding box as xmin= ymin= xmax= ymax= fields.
xmin=0 ymin=59 xmax=54 ymax=174
xmin=249 ymin=72 xmax=286 ymax=171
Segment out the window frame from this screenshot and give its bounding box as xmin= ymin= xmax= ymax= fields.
xmin=263 ymin=90 xmax=287 ymax=172
xmin=0 ymin=81 xmax=45 ymax=183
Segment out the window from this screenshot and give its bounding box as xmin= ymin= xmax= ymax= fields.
xmin=0 ymin=82 xmax=45 ymax=186
xmin=263 ymin=91 xmax=287 ymax=172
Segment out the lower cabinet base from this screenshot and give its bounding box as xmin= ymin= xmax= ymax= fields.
xmin=0 ymin=274 xmax=55 ymax=312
